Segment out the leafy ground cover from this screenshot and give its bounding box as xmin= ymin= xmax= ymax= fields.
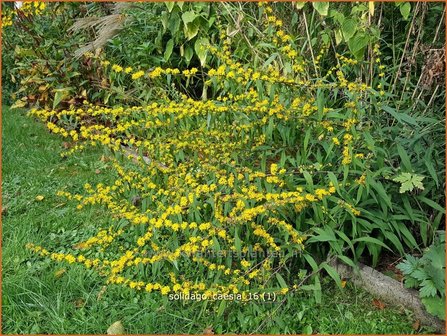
xmin=2 ymin=106 xmax=429 ymax=334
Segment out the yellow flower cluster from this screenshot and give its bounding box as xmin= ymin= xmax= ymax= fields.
xmin=2 ymin=1 xmax=46 ymax=28
xmin=26 ymin=3 xmax=377 ymax=298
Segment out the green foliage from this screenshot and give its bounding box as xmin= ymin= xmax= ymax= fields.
xmin=397 ymin=232 xmax=446 ymax=320
xmin=393 ymin=173 xmax=425 ymax=194
xmin=2 ymin=1 xmax=445 ymax=328
xmin=3 ymin=107 xmax=422 ymax=334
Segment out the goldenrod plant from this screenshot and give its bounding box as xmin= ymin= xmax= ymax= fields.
xmin=2 ymin=1 xmax=445 ymax=330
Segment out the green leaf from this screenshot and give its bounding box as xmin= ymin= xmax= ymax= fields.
xmin=396 ymin=144 xmax=412 ymax=172
xmin=341 ymin=18 xmax=357 ymax=41
xmin=314 ymin=276 xmax=322 ymax=303
xmin=164 ymin=39 xmax=174 ymax=62
xmin=392 ymin=173 xmax=424 ymax=193
xmin=425 ymin=244 xmax=445 ymax=270
xmin=308 ymin=227 xmax=336 ymax=243
xmin=312 ymin=2 xmax=329 ymax=16
xmin=165 ymin=2 xmax=175 ymax=12
xmin=334 ymin=29 xmax=343 ymax=45
xmin=194 ymin=37 xmax=209 ymax=67
xmin=404 ymin=277 xmax=420 ymax=289
xmin=217 ymin=300 xmax=226 ymax=317
xmin=348 ymin=33 xmax=369 ymax=59
xmin=369 ymin=179 xmax=392 ymax=209
xmin=182 ymin=11 xmax=197 ymax=24
xmin=420 ymin=279 xmax=437 ymax=297
xmin=422 ymin=296 xmax=445 ymax=320
xmin=417 ymin=196 xmax=445 ymax=214
xmin=382 ymin=231 xmax=404 ymax=255
xmin=184 ymin=21 xmax=199 ymax=40
xmin=328 ymin=172 xmax=340 ymax=194
xmin=322 ymin=263 xmax=342 ymax=289
xmin=184 ymin=46 xmax=194 ymax=64
xmin=295 ymin=2 xmax=306 ymax=10
xmin=424 ymin=151 xmax=439 ymax=186
xmin=397 ymin=255 xmax=419 ymax=275
xmin=400 ymin=2 xmax=411 ymax=20
xmin=234 ymin=229 xmax=241 ymax=254
xmin=382 ymin=105 xmax=418 ymax=126
xmin=337 ymin=255 xmax=358 ymax=270
xmin=303 ymin=253 xmax=319 ymax=271
xmin=53 ymin=89 xmax=68 ymax=110
xmin=353 ymin=236 xmax=392 ymax=251
xmin=412 ymin=269 xmax=428 ymax=281
xmin=276 ymin=273 xmax=288 ymax=288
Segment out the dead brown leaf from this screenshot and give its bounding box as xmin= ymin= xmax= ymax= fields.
xmin=412 ymin=319 xmax=420 ymax=331
xmin=372 ymin=298 xmax=386 ymax=310
xmin=203 ymin=326 xmax=214 ymax=334
xmin=97 ymin=285 xmax=107 ymax=301
xmin=73 ymin=298 xmax=85 ymax=308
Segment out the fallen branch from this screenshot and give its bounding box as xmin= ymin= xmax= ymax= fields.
xmin=332 ymin=260 xmax=445 ymax=333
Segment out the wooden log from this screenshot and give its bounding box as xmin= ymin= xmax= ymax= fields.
xmin=332 ymin=260 xmax=445 ymax=333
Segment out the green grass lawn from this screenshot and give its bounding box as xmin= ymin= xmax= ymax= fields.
xmin=2 ymin=106 xmax=430 ymax=334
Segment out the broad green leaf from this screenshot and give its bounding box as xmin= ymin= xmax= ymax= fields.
xmin=392 ymin=173 xmax=424 ymax=193
xmin=164 ymin=39 xmax=174 ymax=62
xmin=314 ymin=276 xmax=322 ymax=303
xmin=369 ymin=179 xmax=392 ymax=209
xmin=312 ymin=2 xmax=329 ymax=16
xmin=382 ymin=231 xmax=404 ymax=255
xmin=165 ymin=2 xmax=175 ymax=12
xmin=419 ymin=279 xmax=437 ymax=297
xmin=348 ymin=33 xmax=369 ymax=59
xmin=334 ymin=29 xmax=343 ymax=45
xmin=328 ymin=172 xmax=340 ymax=193
xmin=337 ymin=255 xmax=358 ymax=270
xmin=400 ymin=2 xmax=411 ymax=20
xmin=341 ymin=19 xmax=357 ymax=41
xmin=217 ymin=300 xmax=226 ymax=317
xmin=53 ymin=89 xmax=68 ymax=110
xmin=194 ymin=37 xmax=209 ymax=67
xmin=184 ymin=21 xmax=199 ymax=40
xmin=422 ymin=296 xmax=445 ymax=320
xmin=295 ymin=2 xmax=306 ymax=10
xmin=182 ymin=11 xmax=197 ymax=24
xmin=184 ymin=46 xmax=194 ymax=64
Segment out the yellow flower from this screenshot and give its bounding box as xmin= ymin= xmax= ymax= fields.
xmin=161 ymin=286 xmax=170 ymax=295
xmin=111 ymin=64 xmax=123 ymax=73
xmin=241 ymin=259 xmax=250 ymax=268
xmin=332 ymin=137 xmax=340 ymax=146
xmin=131 ymin=71 xmax=145 ymax=80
